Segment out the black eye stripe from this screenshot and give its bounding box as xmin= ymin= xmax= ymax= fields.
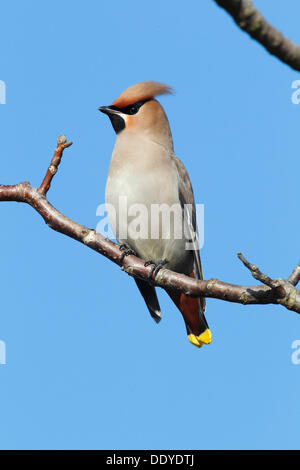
xmin=109 ymin=98 xmax=151 ymax=115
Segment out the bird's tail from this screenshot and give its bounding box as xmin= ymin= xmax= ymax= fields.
xmin=166 ymin=272 xmax=211 ymax=348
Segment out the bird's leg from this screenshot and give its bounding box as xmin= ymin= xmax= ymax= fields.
xmin=144 ymin=259 xmax=169 ymax=279
xmin=119 ymin=243 xmax=137 ymax=262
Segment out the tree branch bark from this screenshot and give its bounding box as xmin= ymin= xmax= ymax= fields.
xmin=1 ymin=136 xmax=300 ymax=315
xmin=214 ymin=0 xmax=300 ymax=71
xmin=39 ymin=135 xmax=72 ymax=195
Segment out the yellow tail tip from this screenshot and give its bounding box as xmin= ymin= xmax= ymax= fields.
xmin=188 ymin=334 xmax=203 ymax=348
xmin=198 ymin=329 xmax=212 ymax=345
xmin=188 ymin=329 xmax=212 ymax=348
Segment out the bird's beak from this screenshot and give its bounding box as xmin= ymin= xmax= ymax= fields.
xmin=98 ymin=105 xmax=126 ymax=134
xmin=98 ymin=106 xmax=120 ymax=116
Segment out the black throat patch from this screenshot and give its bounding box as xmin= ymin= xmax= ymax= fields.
xmin=108 ymin=113 xmax=126 ymax=134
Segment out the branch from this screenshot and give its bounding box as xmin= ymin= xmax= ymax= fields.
xmin=39 ymin=135 xmax=72 ymax=195
xmin=288 ymin=261 xmax=300 ymax=286
xmin=214 ymin=0 xmax=300 ymax=71
xmin=1 ymin=137 xmax=300 ymax=315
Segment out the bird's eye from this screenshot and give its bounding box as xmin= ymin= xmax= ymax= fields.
xmin=119 ymin=99 xmax=150 ymax=115
xmin=129 ymin=104 xmax=138 ymax=115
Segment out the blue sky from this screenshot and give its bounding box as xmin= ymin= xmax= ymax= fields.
xmin=0 ymin=0 xmax=300 ymax=450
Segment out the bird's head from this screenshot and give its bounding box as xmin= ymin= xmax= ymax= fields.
xmin=99 ymin=81 xmax=174 ymax=148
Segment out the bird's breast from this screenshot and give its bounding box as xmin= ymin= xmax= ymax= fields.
xmin=105 ymin=134 xmax=191 ymax=272
xmin=106 ymin=134 xmax=179 ymax=210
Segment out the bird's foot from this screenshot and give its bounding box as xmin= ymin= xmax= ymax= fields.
xmin=119 ymin=243 xmax=137 ymax=262
xmin=144 ymin=259 xmax=169 ymax=279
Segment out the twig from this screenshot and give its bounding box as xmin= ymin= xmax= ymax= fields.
xmin=214 ymin=0 xmax=300 ymax=71
xmin=39 ymin=135 xmax=72 ymax=195
xmin=237 ymin=252 xmax=286 ymax=298
xmin=288 ymin=262 xmax=300 ymax=287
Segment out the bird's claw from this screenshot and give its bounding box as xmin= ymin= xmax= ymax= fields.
xmin=119 ymin=243 xmax=137 ymax=262
xmin=144 ymin=259 xmax=169 ymax=279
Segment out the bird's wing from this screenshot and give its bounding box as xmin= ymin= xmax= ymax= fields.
xmin=134 ymin=278 xmax=162 ymax=323
xmin=170 ymin=153 xmax=206 ymax=312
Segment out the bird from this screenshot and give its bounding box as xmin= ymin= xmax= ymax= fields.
xmin=99 ymin=81 xmax=211 ymax=348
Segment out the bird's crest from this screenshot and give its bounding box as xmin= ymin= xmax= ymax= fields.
xmin=112 ymin=81 xmax=173 ymax=108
